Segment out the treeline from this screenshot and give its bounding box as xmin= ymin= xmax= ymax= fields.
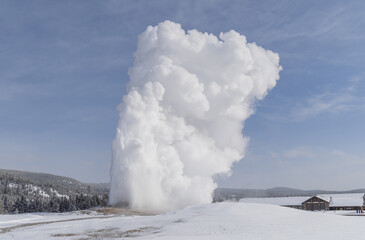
xmin=2 ymin=193 xmax=108 ymax=214
xmin=0 ymin=172 xmax=109 ymax=214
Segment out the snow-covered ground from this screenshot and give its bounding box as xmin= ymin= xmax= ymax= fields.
xmin=1 ymin=202 xmax=365 ymax=239
xmin=240 ymin=196 xmax=309 ymax=206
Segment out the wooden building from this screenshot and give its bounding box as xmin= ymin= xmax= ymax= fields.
xmin=302 ymin=196 xmax=330 ymax=211
xmin=302 ymin=194 xmax=364 ymax=211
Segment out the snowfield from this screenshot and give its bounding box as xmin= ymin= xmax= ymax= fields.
xmin=1 ymin=202 xmax=365 ymax=239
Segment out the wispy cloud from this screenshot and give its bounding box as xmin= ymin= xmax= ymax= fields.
xmin=263 ymin=2 xmax=365 ymax=44
xmin=273 ymin=147 xmax=365 ymax=168
xmin=282 ymin=147 xmax=317 ymax=159
xmin=291 ymin=77 xmax=365 ymax=121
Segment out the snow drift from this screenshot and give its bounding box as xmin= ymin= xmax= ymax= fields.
xmin=110 ymin=20 xmax=281 ymax=211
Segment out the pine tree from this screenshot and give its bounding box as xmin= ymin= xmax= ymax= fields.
xmin=50 ymin=197 xmax=60 ymax=212
xmin=0 ymin=196 xmax=4 ymax=213
xmin=12 ymin=197 xmax=20 ymax=214
xmin=19 ymin=195 xmax=28 ymax=213
xmin=3 ymin=195 xmax=9 ymax=213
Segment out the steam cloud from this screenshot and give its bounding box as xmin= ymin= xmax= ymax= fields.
xmin=110 ymin=21 xmax=281 ymax=212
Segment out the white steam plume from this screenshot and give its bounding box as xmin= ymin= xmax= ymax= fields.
xmin=110 ymin=21 xmax=281 ymax=212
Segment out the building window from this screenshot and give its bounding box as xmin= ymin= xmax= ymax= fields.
xmin=313 ymin=204 xmax=318 ymax=211
xmin=320 ymin=203 xmax=325 ymax=210
xmin=306 ymin=204 xmax=311 ymax=211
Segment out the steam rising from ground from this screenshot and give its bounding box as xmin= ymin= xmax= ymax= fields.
xmin=110 ymin=21 xmax=281 ymax=212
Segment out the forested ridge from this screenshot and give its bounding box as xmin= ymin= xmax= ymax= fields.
xmin=0 ymin=169 xmax=109 ymax=214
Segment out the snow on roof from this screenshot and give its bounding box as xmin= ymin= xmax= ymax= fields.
xmin=313 ymin=196 xmax=331 ymax=203
xmin=320 ymin=193 xmax=364 ymax=207
xmin=240 ymin=193 xmax=365 ymax=207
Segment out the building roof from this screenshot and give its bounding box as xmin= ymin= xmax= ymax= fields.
xmin=302 ymin=196 xmax=331 ymax=204
xmin=320 ymin=193 xmax=364 ymax=207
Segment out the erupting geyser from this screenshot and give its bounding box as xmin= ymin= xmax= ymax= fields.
xmin=110 ymin=21 xmax=281 ymax=212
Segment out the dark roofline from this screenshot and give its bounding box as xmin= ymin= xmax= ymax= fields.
xmin=301 ymin=196 xmax=330 ymax=204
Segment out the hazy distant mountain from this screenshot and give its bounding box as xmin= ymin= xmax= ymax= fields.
xmin=213 ymin=187 xmax=365 ymax=202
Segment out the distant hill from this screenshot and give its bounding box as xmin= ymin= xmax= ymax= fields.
xmin=213 ymin=187 xmax=365 ymax=202
xmin=2 ymin=168 xmax=364 ymax=213
xmin=0 ymin=169 xmax=109 ymax=195
xmin=0 ymin=169 xmax=109 ymax=214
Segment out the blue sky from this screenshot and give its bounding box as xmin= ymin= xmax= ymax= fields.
xmin=1 ymin=0 xmax=365 ymax=190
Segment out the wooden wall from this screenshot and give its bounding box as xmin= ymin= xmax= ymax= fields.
xmin=302 ymin=196 xmax=329 ymax=211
